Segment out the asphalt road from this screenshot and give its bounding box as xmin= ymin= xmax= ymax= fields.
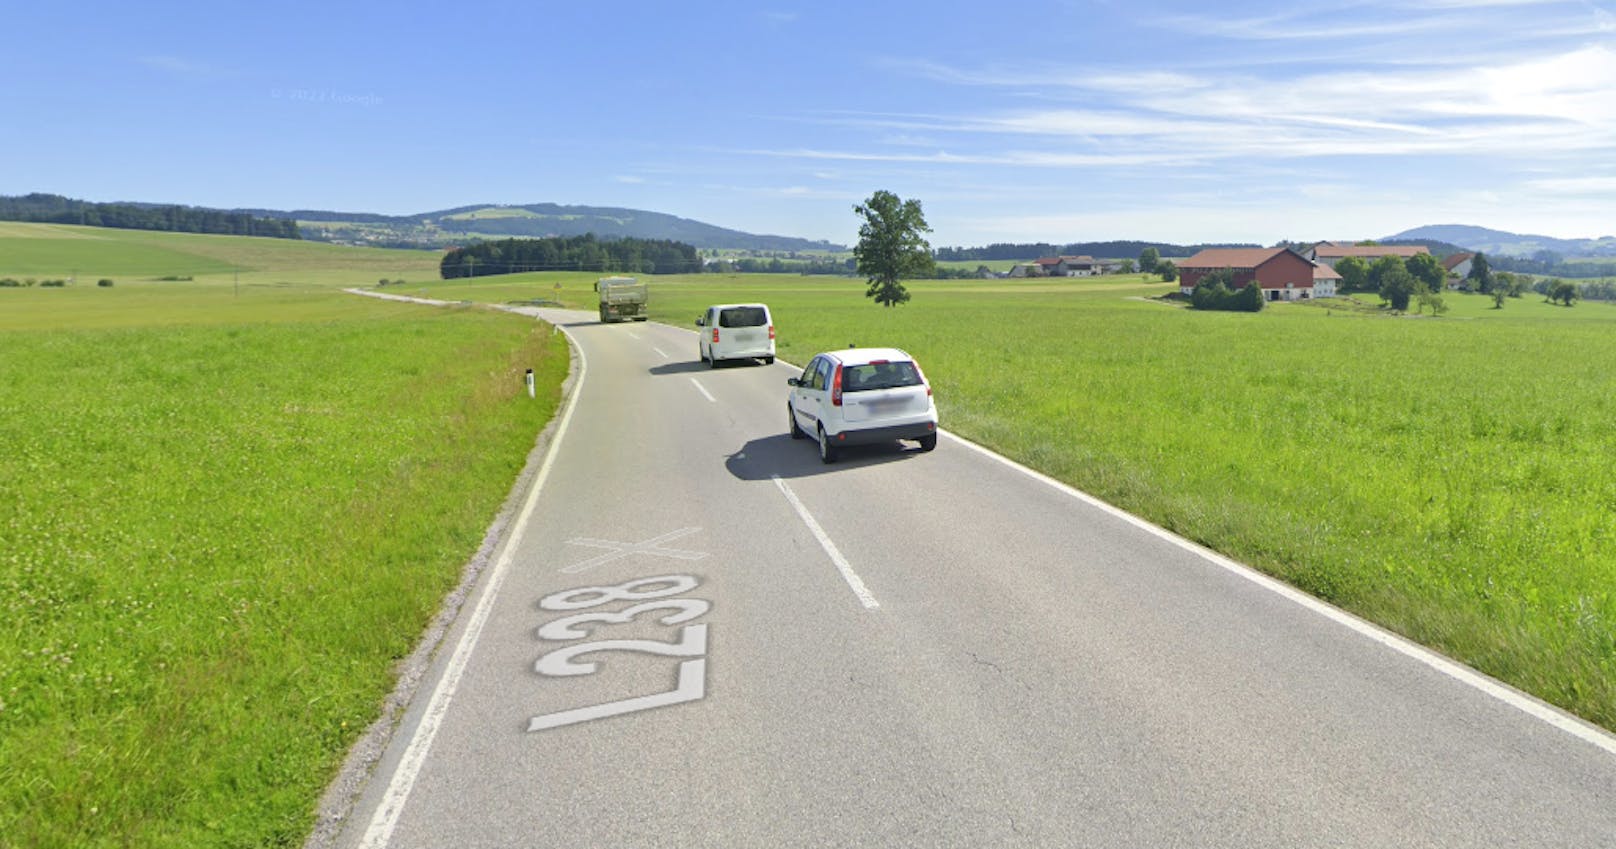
xmin=331 ymin=306 xmax=1616 ymax=848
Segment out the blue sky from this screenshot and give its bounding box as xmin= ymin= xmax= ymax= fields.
xmin=5 ymin=0 xmax=1613 ymax=246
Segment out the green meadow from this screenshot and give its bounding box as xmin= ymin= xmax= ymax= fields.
xmin=4 ymin=223 xmax=1615 ymax=846
xmin=0 ymin=225 xmax=567 ymax=847
xmin=396 ymin=269 xmax=1616 ymax=738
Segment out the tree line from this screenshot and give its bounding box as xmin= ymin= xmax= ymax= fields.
xmin=0 ymin=193 xmax=300 ymax=239
xmin=1490 ymin=252 xmax=1616 ymax=279
xmin=935 ymin=240 xmax=1257 ymax=262
xmin=439 ymin=235 xmax=702 ymax=278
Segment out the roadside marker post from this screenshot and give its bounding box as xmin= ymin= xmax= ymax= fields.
xmin=525 ymin=368 xmax=535 ymax=398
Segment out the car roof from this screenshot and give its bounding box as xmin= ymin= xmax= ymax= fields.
xmin=705 ymin=303 xmax=770 ymax=311
xmin=823 ymin=347 xmax=914 ymax=366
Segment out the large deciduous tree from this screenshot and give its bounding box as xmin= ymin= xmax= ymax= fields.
xmin=1468 ymin=252 xmax=1494 ymax=293
xmin=1335 ymin=256 xmax=1369 ymax=292
xmin=1138 ymin=247 xmax=1160 ymax=273
xmin=1379 ymin=266 xmax=1417 ymax=311
xmin=1405 ymin=253 xmax=1445 ymax=291
xmin=853 ymin=190 xmax=934 ymax=307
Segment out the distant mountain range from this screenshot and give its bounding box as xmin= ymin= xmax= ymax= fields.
xmin=1384 ymin=225 xmax=1616 ymax=259
xmin=239 ymin=203 xmax=844 ymax=253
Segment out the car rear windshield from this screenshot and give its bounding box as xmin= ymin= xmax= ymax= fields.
xmin=841 ymin=361 xmax=922 ymax=392
xmin=719 ymin=307 xmax=768 ymax=328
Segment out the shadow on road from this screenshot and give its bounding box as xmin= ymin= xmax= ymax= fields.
xmin=725 ymin=432 xmax=923 ymax=481
xmin=650 ymin=357 xmax=775 ymax=376
xmin=648 ymin=361 xmax=710 ymax=376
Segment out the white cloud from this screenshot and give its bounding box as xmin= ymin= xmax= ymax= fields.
xmin=612 ymin=175 xmax=645 ymax=184
xmin=138 ymin=55 xmax=213 ymax=76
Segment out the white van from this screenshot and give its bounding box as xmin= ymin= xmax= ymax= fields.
xmin=696 ymin=304 xmax=775 ymax=367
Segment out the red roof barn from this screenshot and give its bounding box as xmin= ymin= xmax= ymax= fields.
xmin=1179 ymin=248 xmax=1326 ymax=301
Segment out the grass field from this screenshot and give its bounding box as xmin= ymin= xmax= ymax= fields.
xmin=0 ymin=226 xmax=568 ymax=847
xmin=5 ymin=225 xmax=1615 ymax=844
xmin=385 ymin=269 xmax=1616 ymax=738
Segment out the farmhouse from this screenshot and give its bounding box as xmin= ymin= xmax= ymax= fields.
xmin=1308 ymin=242 xmax=1430 ymax=268
xmin=1031 ymin=255 xmax=1102 ymax=277
xmin=1179 ymin=247 xmax=1331 ymax=302
xmin=1443 ymin=252 xmax=1475 ymax=288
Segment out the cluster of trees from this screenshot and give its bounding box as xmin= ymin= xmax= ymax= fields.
xmin=1491 ymin=251 xmax=1616 ymax=280
xmin=1327 ymin=252 xmax=1452 ymax=313
xmin=935 ymin=239 xmax=1255 ymax=262
xmin=1137 ymin=248 xmax=1179 ymax=281
xmin=2 ymin=277 xmax=117 ymax=287
xmin=705 ymin=255 xmax=854 ymax=275
xmin=439 ymin=235 xmax=701 ymax=278
xmin=0 ymin=193 xmax=300 ymax=239
xmin=1536 ymin=277 xmax=1616 ymax=302
xmin=1188 ymin=269 xmax=1264 ymax=312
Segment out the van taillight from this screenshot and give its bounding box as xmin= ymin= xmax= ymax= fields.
xmin=768 ymin=325 xmax=775 ymax=340
xmin=712 ymin=328 xmax=720 ymax=343
xmin=831 ymin=365 xmax=843 ymax=406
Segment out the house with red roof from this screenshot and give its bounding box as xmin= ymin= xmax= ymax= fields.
xmin=1178 ymin=247 xmax=1332 ymax=302
xmin=1308 ymin=242 xmax=1430 ymax=267
xmin=1442 ymin=252 xmax=1475 ymax=288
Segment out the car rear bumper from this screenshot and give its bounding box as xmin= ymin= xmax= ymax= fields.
xmin=713 ymin=346 xmax=774 ymax=360
xmin=828 ymin=420 xmax=937 ymax=446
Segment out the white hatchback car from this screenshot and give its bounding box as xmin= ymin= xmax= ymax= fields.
xmin=787 ymin=347 xmax=938 ymax=463
xmin=696 ymin=303 xmax=775 ymax=367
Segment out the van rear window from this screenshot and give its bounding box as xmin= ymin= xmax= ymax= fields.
xmin=842 ymin=362 xmax=922 ymax=392
xmin=719 ymin=307 xmax=768 ymax=328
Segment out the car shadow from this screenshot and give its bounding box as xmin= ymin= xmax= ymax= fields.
xmin=648 ymin=361 xmax=710 ymax=376
xmin=724 ymin=432 xmax=923 ymax=481
xmin=650 ymin=358 xmax=773 ymax=376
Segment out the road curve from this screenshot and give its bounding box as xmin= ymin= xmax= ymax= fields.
xmin=330 ymin=306 xmax=1616 ymax=848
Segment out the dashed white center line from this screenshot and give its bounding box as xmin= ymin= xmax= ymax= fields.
xmin=689 ymin=378 xmax=715 ymax=402
xmin=651 ymin=346 xmax=669 ymax=359
xmin=772 ymin=475 xmax=880 ymax=609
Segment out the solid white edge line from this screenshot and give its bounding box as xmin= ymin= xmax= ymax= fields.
xmin=772 ymin=475 xmax=880 ymax=610
xmin=359 ymin=321 xmax=590 ymax=847
xmin=940 ymin=429 xmax=1616 ymax=758
xmin=689 ymin=377 xmax=716 ymax=403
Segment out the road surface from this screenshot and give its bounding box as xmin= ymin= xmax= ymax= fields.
xmin=329 ymin=306 xmax=1616 ymax=848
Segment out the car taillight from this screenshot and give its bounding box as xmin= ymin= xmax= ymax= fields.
xmin=768 ymin=325 xmax=775 ymax=340
xmin=831 ymin=365 xmax=843 ymax=406
xmin=712 ymin=328 xmax=720 ymax=343
xmin=914 ymin=360 xmax=932 ymax=396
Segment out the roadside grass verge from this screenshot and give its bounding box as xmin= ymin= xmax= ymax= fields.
xmin=0 ymin=292 xmax=568 ymax=847
xmin=407 ymin=270 xmax=1616 ymax=734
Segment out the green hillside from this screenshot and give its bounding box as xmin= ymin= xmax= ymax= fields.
xmin=0 ymin=222 xmax=440 ymax=283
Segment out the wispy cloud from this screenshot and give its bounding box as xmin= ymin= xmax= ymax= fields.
xmin=137 ymin=55 xmax=215 ymax=76
xmin=613 ymin=175 xmax=645 ymax=184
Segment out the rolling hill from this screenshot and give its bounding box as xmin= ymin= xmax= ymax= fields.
xmin=240 ymin=203 xmax=845 ymax=253
xmin=1386 ymin=224 xmax=1616 ymax=259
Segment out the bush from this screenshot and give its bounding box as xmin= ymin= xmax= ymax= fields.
xmin=98 ymin=278 xmax=115 ymax=288
xmin=39 ymin=279 xmax=67 ymax=288
xmin=1190 ymin=275 xmax=1265 ymax=313
xmin=0 ymin=278 xmax=20 ymax=288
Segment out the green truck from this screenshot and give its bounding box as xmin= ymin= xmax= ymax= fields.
xmin=595 ymin=276 xmax=648 ymax=323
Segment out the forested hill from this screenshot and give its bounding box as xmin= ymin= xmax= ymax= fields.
xmin=0 ymin=194 xmax=300 ymax=239
xmin=247 ymin=203 xmax=844 ymax=252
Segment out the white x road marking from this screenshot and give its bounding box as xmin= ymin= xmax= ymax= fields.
xmin=561 ymin=527 xmax=708 ymax=574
